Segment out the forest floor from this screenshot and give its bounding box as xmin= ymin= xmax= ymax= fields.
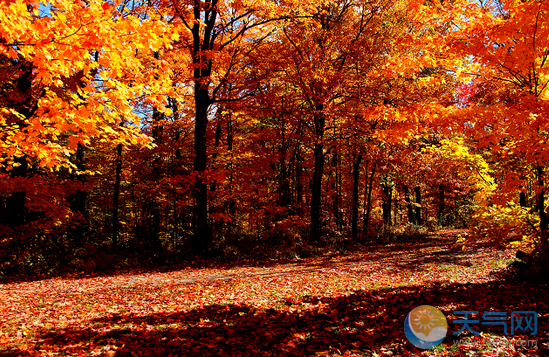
xmin=1 ymin=229 xmax=548 ymax=357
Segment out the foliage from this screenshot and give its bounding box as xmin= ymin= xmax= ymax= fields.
xmin=444 ymin=0 xmax=549 ymax=260
xmin=465 ymin=204 xmax=539 ymax=251
xmin=1 ymin=0 xmax=549 ymax=275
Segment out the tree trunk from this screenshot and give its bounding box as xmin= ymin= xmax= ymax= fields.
xmin=213 ymin=121 xmax=222 ymax=159
xmin=332 ymin=150 xmax=342 ymax=231
xmin=226 ymin=110 xmax=236 ymax=238
xmin=189 ymin=1 xmax=217 ymax=253
xmin=193 ymin=85 xmax=211 ymax=252
xmin=404 ymin=185 xmax=414 ymax=223
xmin=520 ymin=191 xmax=527 ymax=208
xmin=169 ymin=97 xmax=182 ymax=161
xmin=295 ymin=142 xmax=303 ymax=208
xmin=351 ymin=153 xmax=362 ymax=238
xmin=438 ymin=184 xmax=445 ymax=226
xmin=414 ymin=186 xmax=422 ymax=225
xmin=69 ymin=143 xmax=88 ymax=245
xmin=382 ymin=182 xmax=392 ymax=226
xmin=210 ymin=120 xmax=223 ymax=193
xmin=149 ymin=105 xmax=163 ymax=252
xmin=537 ymin=166 xmax=548 ymax=244
xmin=6 ymin=61 xmax=34 ymax=232
xmin=7 ymin=157 xmax=28 ymax=230
xmin=310 ymin=109 xmax=325 ymax=242
xmin=534 ymin=165 xmax=549 ymax=272
xmin=394 ymin=189 xmax=398 ymax=226
xmin=311 ymin=143 xmax=325 ymax=241
xmin=364 ymin=162 xmax=376 ymax=232
xmin=70 ymin=144 xmax=87 ymax=216
xmin=112 ymin=143 xmax=123 ymax=249
xmin=278 ymin=120 xmax=291 ymax=207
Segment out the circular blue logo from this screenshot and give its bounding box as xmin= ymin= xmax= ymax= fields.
xmin=404 ymin=305 xmax=448 ymax=349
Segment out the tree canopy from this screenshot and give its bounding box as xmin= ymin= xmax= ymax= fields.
xmin=1 ymin=0 xmax=549 ymax=275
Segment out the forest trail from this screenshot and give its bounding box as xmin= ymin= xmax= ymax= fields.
xmin=1 ymin=230 xmax=547 ymax=357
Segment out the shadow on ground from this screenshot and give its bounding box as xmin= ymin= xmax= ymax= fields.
xmin=6 ymin=278 xmax=547 ymax=357
xmin=0 ymin=229 xmax=464 ymax=285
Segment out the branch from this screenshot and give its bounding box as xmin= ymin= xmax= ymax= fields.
xmin=219 ymin=14 xmax=311 ymax=51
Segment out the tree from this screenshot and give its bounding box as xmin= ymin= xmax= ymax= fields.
xmin=264 ymin=0 xmax=413 ymax=241
xmin=167 ymin=0 xmax=305 ymax=252
xmin=449 ymin=0 xmax=549 ymax=269
xmin=0 ymin=0 xmax=175 ymax=272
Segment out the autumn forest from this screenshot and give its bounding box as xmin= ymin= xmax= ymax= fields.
xmin=2 ymin=0 xmax=549 ymax=355
xmin=1 ymin=0 xmax=549 ymax=277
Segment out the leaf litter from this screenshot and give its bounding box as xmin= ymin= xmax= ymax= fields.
xmin=1 ymin=230 xmax=547 ymax=356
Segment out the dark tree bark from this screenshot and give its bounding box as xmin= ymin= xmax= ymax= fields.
xmin=537 ymin=166 xmax=548 ymax=245
xmin=351 ymin=153 xmax=362 ymax=238
xmin=168 ymin=97 xmax=182 ymax=161
xmin=70 ymin=144 xmax=87 ymax=216
xmin=68 ymin=143 xmax=88 ymax=245
xmin=213 ymin=121 xmax=222 ymax=159
xmin=6 ymin=61 xmax=33 ymax=231
xmin=226 ymin=110 xmax=236 ymax=238
xmin=188 ymin=0 xmax=218 ymax=253
xmin=363 ymin=162 xmax=376 ymax=232
xmin=332 ymin=150 xmax=342 ymax=231
xmin=210 ymin=114 xmax=224 ymax=235
xmin=404 ymin=185 xmax=414 ymax=223
xmin=438 ymin=184 xmax=445 ymax=226
xmin=382 ymin=181 xmax=392 ymax=226
xmin=531 ymin=165 xmax=549 ymax=272
xmin=520 ymin=191 xmax=527 ymax=208
xmin=414 ymin=186 xmax=422 ymax=225
xmin=310 ymin=145 xmax=324 ymax=241
xmin=210 ymin=120 xmax=223 ymax=194
xmin=394 ymin=190 xmax=398 ymax=226
xmin=111 ymin=143 xmax=123 ymax=249
xmin=310 ymin=109 xmax=325 ymax=242
xmin=149 ymin=105 xmax=164 ymax=252
xmin=7 ymin=157 xmax=28 ymax=230
xmin=275 ymin=117 xmax=291 ymax=207
xmin=295 ymin=137 xmax=304 ymax=208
